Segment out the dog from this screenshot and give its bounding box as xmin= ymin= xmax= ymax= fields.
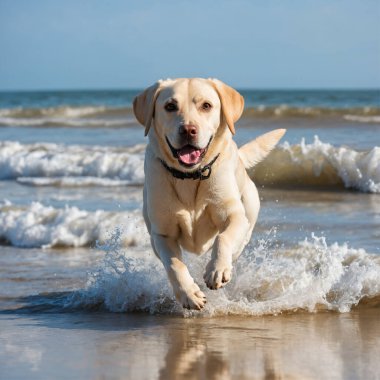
xmin=133 ymin=78 xmax=285 ymax=310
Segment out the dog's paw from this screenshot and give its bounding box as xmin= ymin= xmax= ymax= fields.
xmin=204 ymin=260 xmax=232 ymax=290
xmin=177 ymin=282 xmax=207 ymax=310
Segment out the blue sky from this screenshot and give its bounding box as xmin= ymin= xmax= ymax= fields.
xmin=0 ymin=0 xmax=379 ymax=90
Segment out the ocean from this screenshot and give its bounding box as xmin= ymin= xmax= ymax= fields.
xmin=0 ymin=89 xmax=379 ymax=379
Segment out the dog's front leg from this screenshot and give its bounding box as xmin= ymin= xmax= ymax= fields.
xmin=204 ymin=209 xmax=250 ymax=290
xmin=152 ymin=233 xmax=207 ymax=310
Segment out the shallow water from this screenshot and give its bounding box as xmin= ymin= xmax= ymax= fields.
xmin=1 ymin=310 xmax=380 ymax=380
xmin=0 ymin=89 xmax=379 ymax=378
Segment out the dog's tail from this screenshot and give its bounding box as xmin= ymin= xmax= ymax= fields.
xmin=238 ymin=129 xmax=286 ymax=170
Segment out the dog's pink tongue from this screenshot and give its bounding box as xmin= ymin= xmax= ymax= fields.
xmin=178 ymin=146 xmax=202 ymax=165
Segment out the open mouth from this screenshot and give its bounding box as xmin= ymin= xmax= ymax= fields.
xmin=165 ymin=137 xmax=212 ymax=167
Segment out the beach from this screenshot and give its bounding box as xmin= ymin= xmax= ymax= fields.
xmin=0 ymin=89 xmax=379 ymax=379
xmin=1 ymin=309 xmax=380 ymax=379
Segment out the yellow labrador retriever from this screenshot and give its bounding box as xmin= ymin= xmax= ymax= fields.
xmin=133 ymin=78 xmax=285 ymax=310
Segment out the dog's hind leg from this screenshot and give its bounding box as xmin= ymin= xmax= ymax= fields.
xmin=234 ymin=178 xmax=260 ymax=261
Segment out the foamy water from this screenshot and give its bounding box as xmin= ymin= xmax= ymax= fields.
xmin=61 ymin=230 xmax=380 ymax=316
xmin=1 ymin=103 xmax=380 ymax=127
xmin=0 ymin=106 xmax=135 ymax=127
xmin=0 ymin=141 xmax=145 ymax=185
xmin=344 ymin=115 xmax=380 ymax=123
xmin=254 ymin=136 xmax=380 ymax=192
xmin=1 ymin=137 xmax=379 ymax=192
xmin=0 ymin=201 xmax=147 ymax=248
xmin=0 ymin=88 xmax=379 ymax=321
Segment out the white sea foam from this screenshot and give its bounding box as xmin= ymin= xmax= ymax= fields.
xmin=1 ymin=138 xmax=379 ymax=192
xmin=344 ymin=115 xmax=380 ymax=123
xmin=244 ymin=105 xmax=380 ymax=119
xmin=0 ymin=141 xmax=145 ymax=185
xmin=0 ymin=106 xmax=136 ymax=127
xmin=253 ymin=136 xmax=380 ymax=193
xmin=0 ymin=106 xmax=108 ymax=118
xmin=1 ymin=105 xmax=379 ymax=127
xmin=0 ymin=201 xmax=148 ymax=248
xmin=2 ymin=201 xmax=379 ymax=315
xmin=0 ymin=116 xmax=132 ymax=127
xmin=17 ymin=176 xmax=133 ymax=187
xmin=67 ymin=230 xmax=380 ymax=316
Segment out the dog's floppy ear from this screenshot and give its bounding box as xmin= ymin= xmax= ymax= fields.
xmin=209 ymin=78 xmax=244 ymax=135
xmin=133 ymin=82 xmax=161 ymax=136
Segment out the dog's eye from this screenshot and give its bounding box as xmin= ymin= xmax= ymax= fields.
xmin=201 ymin=102 xmax=212 ymax=111
xmin=165 ymin=102 xmax=178 ymax=112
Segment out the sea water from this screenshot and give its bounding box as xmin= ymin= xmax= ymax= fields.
xmin=0 ymin=89 xmax=379 ymax=316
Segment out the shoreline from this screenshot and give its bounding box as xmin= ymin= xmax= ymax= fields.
xmin=1 ymin=307 xmax=379 ymax=379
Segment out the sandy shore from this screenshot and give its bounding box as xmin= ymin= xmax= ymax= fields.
xmin=1 ymin=307 xmax=379 ymax=379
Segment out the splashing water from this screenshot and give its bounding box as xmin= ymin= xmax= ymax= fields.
xmin=68 ymin=228 xmax=380 ymax=316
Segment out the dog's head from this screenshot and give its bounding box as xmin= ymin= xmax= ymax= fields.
xmin=133 ymin=78 xmax=244 ymax=169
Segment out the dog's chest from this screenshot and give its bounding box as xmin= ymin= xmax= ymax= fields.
xmin=173 ymin=182 xmax=218 ymax=254
xmin=176 ymin=205 xmax=217 ymax=254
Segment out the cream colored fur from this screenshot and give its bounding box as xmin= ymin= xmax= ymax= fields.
xmin=133 ymin=78 xmax=285 ymax=310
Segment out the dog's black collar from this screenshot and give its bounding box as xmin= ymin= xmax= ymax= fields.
xmin=159 ymin=154 xmax=220 ymax=181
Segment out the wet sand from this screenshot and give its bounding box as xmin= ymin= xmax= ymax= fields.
xmin=1 ymin=308 xmax=379 ymax=380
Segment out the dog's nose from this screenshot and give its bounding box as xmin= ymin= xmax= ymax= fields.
xmin=179 ymin=124 xmax=197 ymax=138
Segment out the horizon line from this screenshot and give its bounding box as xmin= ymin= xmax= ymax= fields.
xmin=0 ymin=86 xmax=379 ymax=93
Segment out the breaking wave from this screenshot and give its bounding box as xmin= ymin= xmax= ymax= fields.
xmin=16 ymin=177 xmax=133 ymax=187
xmin=0 ymin=201 xmax=147 ymax=248
xmin=244 ymin=105 xmax=380 ymax=120
xmin=0 ymin=141 xmax=145 ymax=185
xmin=343 ymin=115 xmax=380 ymax=124
xmin=253 ymin=136 xmax=380 ymax=193
xmin=0 ymin=105 xmax=379 ymax=127
xmin=0 ymin=106 xmax=135 ymax=127
xmin=1 ymin=137 xmax=379 ymax=193
xmin=15 ymin=230 xmax=380 ymax=316
xmin=0 ymin=105 xmax=132 ymax=118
